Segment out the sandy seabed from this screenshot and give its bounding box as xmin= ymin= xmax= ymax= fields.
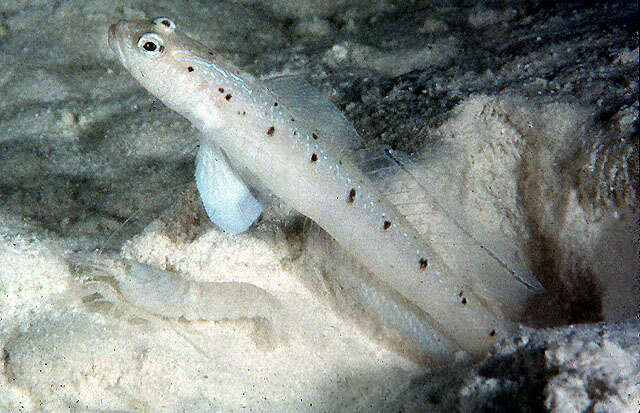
xmin=0 ymin=1 xmax=638 ymax=411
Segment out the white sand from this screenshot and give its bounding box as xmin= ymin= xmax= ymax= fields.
xmin=1 ymin=1 xmax=637 ymax=411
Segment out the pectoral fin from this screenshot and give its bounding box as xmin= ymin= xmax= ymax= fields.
xmin=195 ymin=139 xmax=263 ymax=234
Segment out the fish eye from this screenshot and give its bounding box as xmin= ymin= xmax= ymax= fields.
xmin=137 ymin=33 xmax=165 ymax=57
xmin=153 ymin=17 xmax=176 ymax=32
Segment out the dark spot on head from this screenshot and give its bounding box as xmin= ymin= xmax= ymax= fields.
xmin=291 ymin=118 xmax=295 ymax=122
xmin=187 ymin=66 xmax=194 ymax=72
xmin=274 ymin=102 xmax=278 ymax=107
xmin=347 ymin=188 xmax=356 ymax=203
xmin=161 ymin=19 xmax=171 ymax=27
xmin=208 ymin=51 xmax=214 ymax=55
xmin=218 ymin=88 xmax=224 ymax=93
xmin=338 ymin=160 xmax=342 ymax=165
xmin=267 ymin=126 xmax=275 ymax=136
xmin=311 ymin=153 xmax=317 ymax=162
xmin=293 ymin=130 xmax=297 ymax=136
xmin=312 ymin=133 xmax=318 ymax=140
xmin=225 ymin=94 xmax=232 ymax=101
xmin=419 ymin=258 xmax=428 ymax=270
xmin=383 ymin=220 xmax=391 ymax=230
xmin=461 ymin=297 xmax=467 ymax=305
xmin=459 ymin=291 xmax=463 ymax=297
xmin=489 ymin=329 xmax=496 ymax=337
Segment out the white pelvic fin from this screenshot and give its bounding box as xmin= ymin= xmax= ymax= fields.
xmin=262 ymin=75 xmax=363 ymax=156
xmin=195 ymin=139 xmax=263 ymax=234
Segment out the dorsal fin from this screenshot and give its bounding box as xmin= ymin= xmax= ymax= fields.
xmin=262 ymin=75 xmax=363 ymax=156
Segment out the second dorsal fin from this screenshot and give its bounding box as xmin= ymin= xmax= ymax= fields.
xmin=351 ymin=145 xmax=543 ymax=317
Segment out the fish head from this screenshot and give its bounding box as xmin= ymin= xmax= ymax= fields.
xmin=108 ymin=17 xmax=227 ymax=124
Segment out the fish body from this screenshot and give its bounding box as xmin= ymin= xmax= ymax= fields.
xmin=108 ymin=17 xmax=516 ymax=361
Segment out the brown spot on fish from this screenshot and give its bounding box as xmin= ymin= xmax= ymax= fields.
xmin=419 ymin=258 xmax=428 ymax=270
xmin=311 ymin=153 xmax=318 ymax=162
xmin=461 ymin=297 xmax=467 ymax=305
xmin=489 ymin=329 xmax=496 ymax=337
xmin=187 ymin=66 xmax=194 ymax=72
xmin=274 ymin=102 xmax=278 ymax=107
xmin=291 ymin=117 xmax=295 ymax=122
xmin=347 ymin=188 xmax=356 ymax=203
xmin=383 ymin=220 xmax=391 ymax=230
xmin=225 ymin=94 xmax=232 ymax=101
xmin=267 ymin=126 xmax=275 ymax=136
xmin=312 ymin=133 xmax=318 ymax=140
xmin=218 ymin=88 xmax=224 ymax=93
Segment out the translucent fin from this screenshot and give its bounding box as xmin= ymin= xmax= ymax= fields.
xmin=195 ymin=139 xmax=263 ymax=234
xmin=352 ymin=145 xmax=544 ymax=317
xmin=262 ymin=75 xmax=363 ymax=156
